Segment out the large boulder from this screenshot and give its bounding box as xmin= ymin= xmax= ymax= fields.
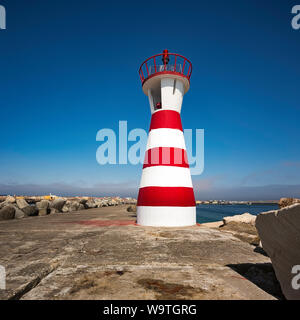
xmin=0 ymin=201 xmax=9 ymax=209
xmin=100 ymin=200 xmax=109 ymax=207
xmin=107 ymin=199 xmax=117 ymax=206
xmin=223 ymin=212 xmax=256 ymax=226
xmin=16 ymin=198 xmax=38 ymax=216
xmin=94 ymin=199 xmax=104 ymax=208
xmin=36 ymin=200 xmax=50 ymax=210
xmin=14 ymin=206 xmax=25 ymax=219
xmin=256 ymin=203 xmax=300 ymax=300
xmin=38 ymin=208 xmax=50 ymax=216
xmin=0 ymin=197 xmax=16 ymax=209
xmin=79 ymin=198 xmax=88 ymax=205
xmin=36 ymin=200 xmax=50 ymax=216
xmin=61 ymin=200 xmax=82 ymax=213
xmin=5 ymin=195 xmax=16 ymax=203
xmin=0 ymin=205 xmax=15 ymax=220
xmin=217 ymin=213 xmax=259 ymax=245
xmin=85 ymin=200 xmax=97 ymax=209
xmin=127 ymin=205 xmax=137 ymax=213
xmin=62 ymin=204 xmax=70 ymax=213
xmin=50 ymin=198 xmax=66 ymax=212
xmin=69 ymin=201 xmax=80 ymax=212
xmin=22 ymin=205 xmax=39 ymax=216
xmin=278 ymin=197 xmax=300 ymax=209
xmin=16 ymin=198 xmax=29 ymax=210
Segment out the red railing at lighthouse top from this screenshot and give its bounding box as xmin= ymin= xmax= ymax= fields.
xmin=139 ymin=50 xmax=192 ymax=86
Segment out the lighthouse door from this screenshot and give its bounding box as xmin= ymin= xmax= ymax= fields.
xmin=148 ymin=81 xmax=162 ymax=113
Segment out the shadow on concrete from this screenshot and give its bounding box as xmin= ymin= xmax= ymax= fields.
xmin=227 ymin=263 xmax=285 ymax=300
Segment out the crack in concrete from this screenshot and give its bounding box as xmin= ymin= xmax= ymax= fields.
xmin=8 ymin=263 xmax=59 ymax=300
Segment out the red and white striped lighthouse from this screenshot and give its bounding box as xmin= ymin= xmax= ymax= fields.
xmin=137 ymin=50 xmax=196 ymax=227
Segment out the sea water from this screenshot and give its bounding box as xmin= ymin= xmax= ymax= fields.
xmin=196 ymin=204 xmax=278 ymax=223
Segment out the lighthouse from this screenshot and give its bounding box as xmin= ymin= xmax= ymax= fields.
xmin=137 ymin=50 xmax=196 ymax=227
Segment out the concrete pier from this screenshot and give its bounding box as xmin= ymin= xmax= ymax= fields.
xmin=0 ymin=205 xmax=280 ymax=300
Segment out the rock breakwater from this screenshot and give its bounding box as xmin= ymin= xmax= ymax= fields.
xmin=0 ymin=195 xmax=137 ymax=220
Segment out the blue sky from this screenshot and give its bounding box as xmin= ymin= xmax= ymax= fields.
xmin=0 ymin=0 xmax=300 ymax=199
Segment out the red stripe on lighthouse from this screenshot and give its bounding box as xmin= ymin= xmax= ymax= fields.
xmin=137 ymin=187 xmax=196 ymax=207
xmin=143 ymin=147 xmax=189 ymax=168
xmin=150 ymin=110 xmax=183 ymax=131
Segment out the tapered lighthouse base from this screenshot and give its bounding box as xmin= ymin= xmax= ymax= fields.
xmin=137 ymin=206 xmax=196 ymax=227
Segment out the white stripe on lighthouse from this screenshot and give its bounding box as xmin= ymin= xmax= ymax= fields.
xmin=137 ymin=206 xmax=196 ymax=227
xmin=146 ymin=128 xmax=186 ymax=150
xmin=139 ymin=166 xmax=193 ymax=188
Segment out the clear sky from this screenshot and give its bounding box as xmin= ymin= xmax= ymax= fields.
xmin=0 ymin=0 xmax=300 ymax=200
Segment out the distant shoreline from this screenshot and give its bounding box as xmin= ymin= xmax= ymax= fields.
xmin=196 ymin=200 xmax=278 ymax=205
xmin=0 ymin=195 xmax=279 ymax=206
